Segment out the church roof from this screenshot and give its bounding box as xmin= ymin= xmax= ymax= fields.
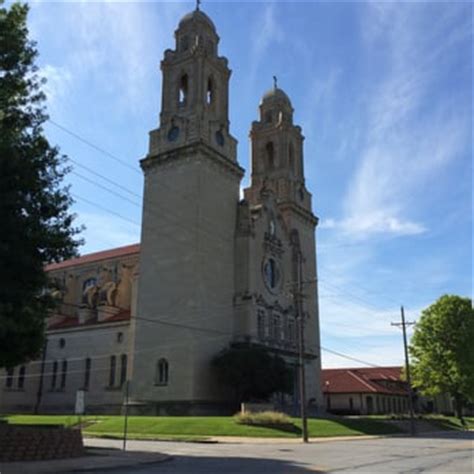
xmin=179 ymin=9 xmax=216 ymax=32
xmin=261 ymin=86 xmax=292 ymax=107
xmin=322 ymin=366 xmax=408 ymax=395
xmin=45 ymin=243 xmax=140 ymax=272
xmin=48 ymin=309 xmax=131 ymax=331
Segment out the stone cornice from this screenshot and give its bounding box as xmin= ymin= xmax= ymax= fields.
xmin=278 ymin=201 xmax=319 ymax=227
xmin=47 ymin=320 xmax=130 ymax=335
xmin=141 ymin=141 xmax=245 ymax=180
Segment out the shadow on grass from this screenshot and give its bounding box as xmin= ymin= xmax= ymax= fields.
xmin=238 ymin=422 xmax=302 ymax=435
xmin=317 ymin=417 xmax=404 ymax=435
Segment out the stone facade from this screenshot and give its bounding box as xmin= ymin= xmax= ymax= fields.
xmin=0 ymin=8 xmax=323 ymax=415
xmin=0 ymin=424 xmax=83 ymax=461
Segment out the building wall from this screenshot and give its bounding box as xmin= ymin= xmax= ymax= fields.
xmin=1 ymin=322 xmax=131 ymax=415
xmin=325 ymin=392 xmax=410 ymax=415
xmin=131 ymin=150 xmax=242 ymax=412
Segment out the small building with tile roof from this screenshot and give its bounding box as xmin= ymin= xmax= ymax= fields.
xmin=322 ymin=367 xmax=410 ymax=415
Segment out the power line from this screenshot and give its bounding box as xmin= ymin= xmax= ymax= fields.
xmin=49 ymin=119 xmax=140 ymax=174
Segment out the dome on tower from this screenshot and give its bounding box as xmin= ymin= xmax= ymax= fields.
xmin=260 ymin=87 xmax=292 ymax=108
xmin=179 ymin=9 xmax=216 ymax=33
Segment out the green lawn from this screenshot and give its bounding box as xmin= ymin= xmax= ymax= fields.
xmin=3 ymin=415 xmax=403 ymax=439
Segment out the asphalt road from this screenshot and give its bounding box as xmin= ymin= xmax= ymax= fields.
xmin=82 ymin=432 xmax=473 ymax=473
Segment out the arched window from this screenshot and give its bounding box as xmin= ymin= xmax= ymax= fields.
xmin=18 ymin=366 xmax=26 ymax=389
xmin=257 ymin=309 xmax=266 ymax=340
xmin=289 ymin=142 xmax=296 ymax=175
xmin=288 ymin=317 xmax=296 ymax=343
xmin=120 ymin=354 xmax=127 ymax=387
xmin=206 ymin=77 xmax=214 ymax=105
xmin=51 ymin=361 xmax=58 ymax=390
xmin=265 ymin=142 xmax=274 ymax=170
xmin=60 ymin=359 xmax=68 ymax=390
xmin=178 ymin=74 xmax=188 ymax=106
xmin=181 ymin=35 xmax=189 ymax=51
xmin=265 ymin=111 xmax=272 ymax=123
xmin=84 ymin=358 xmax=91 ymax=390
xmin=5 ymin=368 xmax=14 ymax=388
xmin=109 ymin=355 xmax=116 ymax=387
xmin=273 ymin=314 xmax=282 ymax=341
xmin=156 ymin=359 xmax=169 ymax=385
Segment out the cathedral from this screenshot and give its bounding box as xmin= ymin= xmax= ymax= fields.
xmin=0 ymin=8 xmax=323 ymax=415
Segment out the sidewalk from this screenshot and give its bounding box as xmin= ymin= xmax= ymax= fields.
xmin=0 ymin=447 xmax=170 ymax=474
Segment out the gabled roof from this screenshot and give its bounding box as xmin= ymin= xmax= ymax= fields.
xmin=322 ymin=366 xmax=408 ymax=395
xmin=45 ymin=243 xmax=140 ymax=272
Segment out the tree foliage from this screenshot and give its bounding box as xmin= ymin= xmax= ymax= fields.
xmin=0 ymin=2 xmax=81 ymax=368
xmin=212 ymin=344 xmax=294 ymax=404
xmin=409 ymin=295 xmax=474 ymax=417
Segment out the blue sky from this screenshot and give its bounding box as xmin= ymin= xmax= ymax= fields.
xmin=25 ymin=1 xmax=472 ymax=368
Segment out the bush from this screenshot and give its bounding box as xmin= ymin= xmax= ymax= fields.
xmin=234 ymin=411 xmax=292 ymax=427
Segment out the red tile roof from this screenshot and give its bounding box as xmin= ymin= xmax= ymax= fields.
xmin=45 ymin=243 xmax=140 ymax=271
xmin=322 ymin=367 xmax=408 ymax=395
xmin=48 ymin=310 xmax=131 ymax=330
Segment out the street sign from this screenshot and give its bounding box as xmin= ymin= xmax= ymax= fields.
xmin=75 ymin=389 xmax=85 ymax=415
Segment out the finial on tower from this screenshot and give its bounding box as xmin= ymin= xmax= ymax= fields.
xmin=196 ymin=0 xmax=201 ymax=11
xmin=273 ymin=75 xmax=278 ymax=89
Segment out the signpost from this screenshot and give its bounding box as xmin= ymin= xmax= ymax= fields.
xmin=75 ymin=389 xmax=85 ymax=429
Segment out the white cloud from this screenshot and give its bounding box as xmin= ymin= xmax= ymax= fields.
xmin=30 ymin=2 xmax=187 ymax=116
xmin=328 ymin=4 xmax=471 ymax=240
xmin=41 ymin=65 xmax=72 ymax=108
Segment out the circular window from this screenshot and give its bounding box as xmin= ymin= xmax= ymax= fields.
xmin=262 ymin=257 xmax=281 ymax=293
xmin=215 ymin=130 xmax=225 ymax=146
xmin=167 ymin=126 xmax=180 ymax=142
xmin=59 ymin=338 xmax=66 ymax=349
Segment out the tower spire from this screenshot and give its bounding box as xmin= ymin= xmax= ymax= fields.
xmin=196 ymin=0 xmax=201 ymax=11
xmin=273 ymin=75 xmax=278 ymax=89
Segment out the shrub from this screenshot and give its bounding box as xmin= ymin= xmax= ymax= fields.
xmin=234 ymin=411 xmax=292 ymax=427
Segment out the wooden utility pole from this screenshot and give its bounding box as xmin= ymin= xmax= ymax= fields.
xmin=391 ymin=306 xmax=416 ymax=436
xmin=295 ymin=251 xmax=309 ymax=443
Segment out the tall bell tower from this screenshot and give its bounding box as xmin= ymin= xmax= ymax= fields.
xmin=130 ymin=8 xmax=244 ymax=414
xmin=242 ymin=83 xmax=323 ymax=412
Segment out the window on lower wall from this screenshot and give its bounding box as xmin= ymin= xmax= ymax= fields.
xmin=155 ymin=359 xmax=169 ymax=385
xmin=51 ymin=361 xmax=58 ymax=390
xmin=18 ymin=366 xmax=25 ymax=389
xmin=84 ymin=358 xmax=91 ymax=390
xmin=109 ymin=355 xmax=116 ymax=387
xmin=5 ymin=368 xmax=14 ymax=388
xmin=60 ymin=360 xmax=68 ymax=390
xmin=120 ymin=354 xmax=127 ymax=387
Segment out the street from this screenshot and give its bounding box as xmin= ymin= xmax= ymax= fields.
xmin=82 ymin=432 xmax=473 ymax=473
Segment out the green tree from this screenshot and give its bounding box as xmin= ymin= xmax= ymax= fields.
xmin=0 ymin=2 xmax=81 ymax=368
xmin=212 ymin=344 xmax=294 ymax=405
xmin=409 ymin=295 xmax=474 ymax=420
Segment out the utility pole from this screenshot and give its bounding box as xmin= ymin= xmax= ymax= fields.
xmin=391 ymin=306 xmax=416 ymax=436
xmin=294 ymin=251 xmax=309 ymax=443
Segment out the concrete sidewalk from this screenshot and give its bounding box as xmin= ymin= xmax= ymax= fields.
xmin=0 ymin=447 xmax=170 ymax=474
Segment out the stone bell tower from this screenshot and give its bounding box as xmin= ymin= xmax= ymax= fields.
xmin=130 ymin=8 xmax=244 ymax=414
xmin=242 ymin=83 xmax=323 ymax=412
